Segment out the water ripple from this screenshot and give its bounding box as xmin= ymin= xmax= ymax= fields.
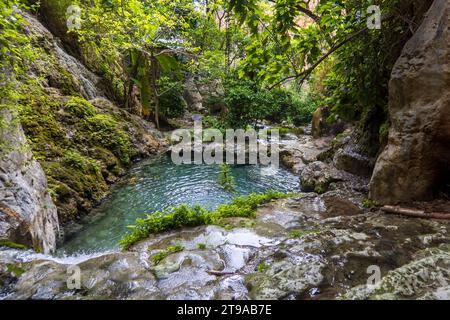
xmin=59 ymin=155 xmax=299 ymax=254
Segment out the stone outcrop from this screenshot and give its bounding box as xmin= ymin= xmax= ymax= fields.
xmin=370 ymin=0 xmax=450 ymax=204
xmin=334 ymin=147 xmax=374 ymax=177
xmin=0 ymin=110 xmax=60 ymax=254
xmin=183 ymin=77 xmax=226 ymax=113
xmin=183 ymin=77 xmax=204 ymax=112
xmin=14 ymin=12 xmax=167 ymax=226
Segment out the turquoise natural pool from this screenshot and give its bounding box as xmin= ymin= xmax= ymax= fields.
xmin=59 ymin=154 xmax=300 ymax=254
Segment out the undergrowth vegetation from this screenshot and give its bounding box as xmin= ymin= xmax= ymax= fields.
xmin=119 ymin=190 xmax=290 ymax=250
xmin=218 ymin=164 xmax=236 ymax=193
xmin=217 ymin=78 xmax=319 ymax=129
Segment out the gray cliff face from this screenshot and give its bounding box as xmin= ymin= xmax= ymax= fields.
xmin=369 ymin=0 xmax=450 ymax=204
xmin=0 ymin=109 xmax=60 ymax=254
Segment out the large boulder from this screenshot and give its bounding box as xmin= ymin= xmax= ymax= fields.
xmin=369 ymin=0 xmax=450 ymax=204
xmin=0 ymin=110 xmax=60 ymax=254
xmin=334 ymin=147 xmax=374 ymax=177
xmin=300 ymin=161 xmax=343 ymax=193
xmin=183 ymin=77 xmax=204 ymax=112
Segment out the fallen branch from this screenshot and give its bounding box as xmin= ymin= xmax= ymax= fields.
xmin=206 ymin=270 xmax=235 ymax=276
xmin=381 ymin=205 xmax=450 ymax=220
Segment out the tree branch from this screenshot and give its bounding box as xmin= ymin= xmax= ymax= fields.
xmin=382 ymin=205 xmax=450 ymax=220
xmin=268 ymin=26 xmax=368 ymax=90
xmin=268 ymin=0 xmax=320 ymax=22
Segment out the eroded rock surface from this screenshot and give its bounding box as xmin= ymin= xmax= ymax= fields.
xmin=0 ymin=109 xmax=60 ymax=254
xmin=370 ymin=0 xmax=450 ymax=204
xmin=1 ymin=191 xmax=448 ymax=300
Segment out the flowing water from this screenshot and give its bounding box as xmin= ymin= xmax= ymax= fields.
xmin=59 ymin=154 xmax=300 ymax=255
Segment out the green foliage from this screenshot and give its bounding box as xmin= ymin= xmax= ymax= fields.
xmin=202 ymin=115 xmax=225 ymax=131
xmin=288 ymin=91 xmax=320 ymax=126
xmin=119 ymin=190 xmax=290 ymax=250
xmin=63 ymin=149 xmax=100 ymax=175
xmin=223 ymin=79 xmax=266 ymax=128
xmin=218 ymin=164 xmax=236 ymax=193
xmin=267 ymin=127 xmax=304 ymax=137
xmin=362 ymin=199 xmax=378 ymax=209
xmin=379 ymin=121 xmax=390 ymax=144
xmin=18 ymin=87 xmax=135 ymax=222
xmin=228 ymin=0 xmax=430 ymax=155
xmin=84 ymin=114 xmax=132 ymax=164
xmin=197 ymin=243 xmax=206 ymax=250
xmin=74 ymin=0 xmax=199 ymax=126
xmin=158 ymin=77 xmax=186 ymax=119
xmin=223 ymin=78 xmax=317 ymax=128
xmin=150 ymin=244 xmax=184 ymax=264
xmin=256 ymin=261 xmax=268 ymax=272
xmin=64 ymin=97 xmax=96 ymax=118
xmin=0 ymin=0 xmax=36 ymax=101
xmin=0 ymin=240 xmax=28 ymax=250
xmin=6 ymin=263 xmax=26 ymax=277
xmin=0 ymin=0 xmax=37 ymax=151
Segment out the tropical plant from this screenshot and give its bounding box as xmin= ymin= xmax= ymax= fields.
xmin=218 ymin=164 xmax=236 ymax=193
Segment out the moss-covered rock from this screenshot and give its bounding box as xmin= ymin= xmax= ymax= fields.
xmin=19 ymin=90 xmax=154 ymax=224
xmin=7 ymin=12 xmax=166 ymax=230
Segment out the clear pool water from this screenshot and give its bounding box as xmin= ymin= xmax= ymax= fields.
xmin=59 ymin=154 xmax=299 ymax=254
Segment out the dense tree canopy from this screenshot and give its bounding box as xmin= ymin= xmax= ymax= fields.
xmin=1 ymin=0 xmax=432 ymax=152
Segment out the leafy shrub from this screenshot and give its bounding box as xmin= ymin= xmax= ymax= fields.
xmin=218 ymin=164 xmax=236 ymax=193
xmin=202 ymin=115 xmax=224 ymax=131
xmin=118 ymin=190 xmax=290 ymax=250
xmin=0 ymin=240 xmax=28 ymax=250
xmin=288 ymin=92 xmax=319 ymax=126
xmin=222 ymin=78 xmax=318 ymax=128
xmin=158 ymin=77 xmax=185 ymax=119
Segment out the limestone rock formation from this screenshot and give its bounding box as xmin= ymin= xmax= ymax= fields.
xmin=183 ymin=77 xmax=204 ymax=112
xmin=370 ymin=0 xmax=450 ymax=204
xmin=0 ymin=110 xmax=60 ymax=254
xmin=300 ymin=161 xmax=343 ymax=194
xmin=334 ymin=147 xmax=374 ymax=177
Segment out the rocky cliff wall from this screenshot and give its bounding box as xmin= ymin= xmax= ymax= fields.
xmin=0 ymin=109 xmax=60 ymax=254
xmin=369 ymin=0 xmax=450 ymax=204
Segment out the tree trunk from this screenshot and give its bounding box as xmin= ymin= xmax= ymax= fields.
xmin=150 ymin=54 xmax=160 ymax=129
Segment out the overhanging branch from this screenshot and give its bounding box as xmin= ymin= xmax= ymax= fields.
xmin=268 ymin=27 xmax=368 ymax=90
xmin=268 ymin=0 xmax=320 ymax=22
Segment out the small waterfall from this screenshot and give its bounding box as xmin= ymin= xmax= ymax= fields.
xmin=0 ymin=247 xmax=116 ymax=266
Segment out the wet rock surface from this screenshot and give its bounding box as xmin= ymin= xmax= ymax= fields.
xmin=1 ymin=191 xmax=448 ymax=300
xmin=279 ymin=129 xmax=371 ymax=195
xmin=279 ymin=134 xmax=332 ymax=175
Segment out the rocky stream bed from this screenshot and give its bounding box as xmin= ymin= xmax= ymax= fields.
xmin=1 ymin=132 xmax=449 ymax=300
